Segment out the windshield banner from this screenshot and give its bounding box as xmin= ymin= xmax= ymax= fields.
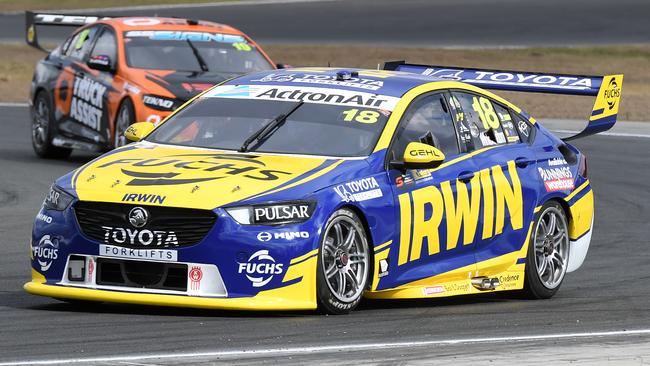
xmin=124 ymin=30 xmax=247 ymax=43
xmin=204 ymin=85 xmax=400 ymax=111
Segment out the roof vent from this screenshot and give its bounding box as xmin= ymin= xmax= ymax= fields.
xmin=336 ymin=70 xmax=359 ymax=81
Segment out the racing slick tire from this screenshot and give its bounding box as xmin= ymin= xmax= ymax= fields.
xmin=316 ymin=208 xmax=370 ymax=314
xmin=114 ymin=98 xmax=135 ymax=148
xmin=31 ymin=91 xmax=72 ymax=159
xmin=522 ymin=200 xmax=570 ymax=299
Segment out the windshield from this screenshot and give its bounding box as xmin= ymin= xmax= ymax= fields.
xmin=123 ymin=30 xmax=273 ymax=73
xmin=146 ymin=93 xmax=392 ymax=157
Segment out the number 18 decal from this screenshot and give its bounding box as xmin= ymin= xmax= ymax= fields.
xmin=341 ymin=109 xmax=379 ymax=124
xmin=472 ymin=96 xmax=500 ymax=130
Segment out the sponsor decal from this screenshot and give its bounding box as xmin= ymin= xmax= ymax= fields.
xmin=396 ymin=174 xmax=415 ymax=190
xmin=88 ymin=55 xmax=110 ymax=66
xmin=498 ymin=273 xmax=520 ymax=290
xmin=182 ymin=82 xmax=213 ymax=93
xmin=69 ymin=75 xmax=107 ymax=131
xmin=238 ymin=250 xmax=284 ymax=287
xmin=146 ymin=114 xmax=161 ymax=124
xmin=36 ymin=211 xmax=53 ymax=224
xmin=100 ymin=244 xmax=177 ymax=261
xmin=257 ymin=231 xmax=309 ymax=242
xmin=538 ymin=166 xmax=574 ymax=192
xmin=422 ymin=286 xmax=445 ymax=295
xmin=143 ymin=95 xmax=174 ymax=110
xmin=122 ymin=193 xmax=166 ymax=205
xmin=398 ymin=161 xmax=524 ymax=266
xmin=122 ymin=18 xmax=161 ymax=26
xmin=189 ymin=266 xmax=203 ymax=291
xmin=125 ymin=30 xmax=245 ymax=43
xmin=334 ymin=177 xmax=383 ymax=202
xmin=408 ymin=148 xmax=443 ymax=159
xmin=443 ymin=283 xmax=470 ymax=292
xmin=469 ymin=123 xmax=480 ymax=138
xmin=101 ymin=226 xmax=179 ymax=246
xmin=206 ymin=85 xmax=399 ymax=111
xmin=419 ymin=68 xmax=593 ymax=89
xmin=517 ymin=120 xmax=529 ymax=137
xmin=33 ymin=235 xmax=59 ymax=271
xmin=35 ymin=14 xmax=104 ymax=25
xmin=395 ymin=176 xmax=404 ymax=188
xmin=378 ymin=259 xmax=389 ymax=278
xmin=97 ymin=153 xmax=291 ymax=186
xmin=253 ymin=204 xmax=310 ymax=224
xmin=253 ymin=73 xmax=384 ymax=91
xmin=548 ymin=157 xmax=568 ymax=166
xmin=124 ymin=82 xmax=140 ymax=95
xmin=88 ymin=257 xmax=95 ymax=278
xmin=605 ymin=78 xmax=621 ymax=110
xmin=412 ymin=169 xmax=432 ymax=182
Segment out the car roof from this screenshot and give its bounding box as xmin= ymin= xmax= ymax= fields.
xmin=98 ymin=17 xmax=246 ymax=35
xmin=229 ymin=68 xmax=449 ymax=97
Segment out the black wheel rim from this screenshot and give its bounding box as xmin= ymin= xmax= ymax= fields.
xmin=114 ymin=104 xmax=131 ymax=148
xmin=32 ymin=95 xmax=49 ymax=149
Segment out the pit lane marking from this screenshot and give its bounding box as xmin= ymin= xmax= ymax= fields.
xmin=2 ymin=329 xmax=650 ymax=365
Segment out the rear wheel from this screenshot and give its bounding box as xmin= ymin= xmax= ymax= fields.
xmin=114 ymin=98 xmax=135 ymax=148
xmin=523 ymin=201 xmax=570 ymax=299
xmin=316 ymin=209 xmax=370 ymax=314
xmin=31 ymin=91 xmax=72 ymax=159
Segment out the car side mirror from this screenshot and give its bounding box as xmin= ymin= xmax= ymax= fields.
xmin=276 ymin=63 xmax=292 ymax=69
xmin=400 ymin=142 xmax=445 ymax=170
xmin=124 ymin=122 xmax=155 ymax=142
xmin=87 ymin=55 xmax=114 ymax=72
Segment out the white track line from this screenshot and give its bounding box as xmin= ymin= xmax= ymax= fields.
xmin=2 ymin=329 xmax=650 ymax=365
xmin=0 ymin=102 xmax=28 ymax=107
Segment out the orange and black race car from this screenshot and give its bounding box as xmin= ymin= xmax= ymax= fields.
xmin=26 ymin=12 xmax=277 ymax=158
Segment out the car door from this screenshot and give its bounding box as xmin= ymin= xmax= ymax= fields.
xmin=386 ymin=91 xmax=479 ymax=288
xmin=86 ymin=26 xmax=120 ymax=146
xmin=449 ymin=91 xmax=539 ymax=276
xmin=57 ymin=25 xmax=111 ymax=146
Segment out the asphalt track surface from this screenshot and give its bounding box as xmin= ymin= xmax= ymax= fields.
xmin=1 ymin=0 xmax=650 ymax=47
xmin=0 ymin=105 xmax=649 ymax=364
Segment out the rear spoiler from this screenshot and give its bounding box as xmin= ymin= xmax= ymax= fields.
xmin=384 ymin=61 xmax=623 ymax=141
xmin=25 ymin=11 xmax=110 ymax=52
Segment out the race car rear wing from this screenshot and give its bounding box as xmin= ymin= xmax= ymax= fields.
xmin=25 ymin=11 xmax=110 ymax=52
xmin=384 ymin=61 xmax=623 ymax=141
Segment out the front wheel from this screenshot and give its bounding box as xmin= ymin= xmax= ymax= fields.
xmin=114 ymin=98 xmax=135 ymax=148
xmin=522 ymin=201 xmax=570 ymax=299
xmin=316 ymin=209 xmax=370 ymax=314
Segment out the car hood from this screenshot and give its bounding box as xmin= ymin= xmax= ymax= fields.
xmin=144 ymin=70 xmax=240 ymax=101
xmin=70 ymin=143 xmax=334 ymax=210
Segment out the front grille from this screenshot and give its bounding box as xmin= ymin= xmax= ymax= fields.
xmin=74 ymin=201 xmax=216 ymax=248
xmin=96 ymin=258 xmax=187 ymax=291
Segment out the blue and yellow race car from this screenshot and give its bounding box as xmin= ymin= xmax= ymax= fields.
xmin=25 ymin=63 xmax=623 ymax=314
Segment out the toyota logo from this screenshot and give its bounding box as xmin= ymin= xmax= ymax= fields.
xmin=128 ymin=207 xmax=149 ymax=228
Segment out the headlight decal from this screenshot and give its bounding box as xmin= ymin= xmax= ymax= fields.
xmin=142 ymin=95 xmax=179 ymax=111
xmin=226 ymin=201 xmax=315 ymax=225
xmin=43 ymin=185 xmax=74 ymax=211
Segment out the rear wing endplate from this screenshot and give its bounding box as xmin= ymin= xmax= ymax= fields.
xmin=384 ymin=61 xmax=623 ymax=140
xmin=25 ymin=11 xmax=110 ymax=52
